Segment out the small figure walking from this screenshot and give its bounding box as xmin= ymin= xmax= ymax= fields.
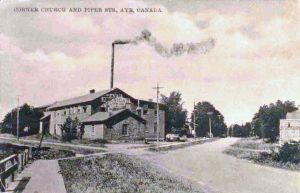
xmin=79 ymin=124 xmax=85 ymax=140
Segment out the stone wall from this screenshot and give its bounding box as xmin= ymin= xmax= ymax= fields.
xmin=104 ymin=117 xmax=146 ymax=141
xmin=142 ymin=109 xmax=165 ymax=138
xmin=280 ymin=119 xmax=300 ymax=144
xmin=83 ymin=124 xmax=104 ymax=139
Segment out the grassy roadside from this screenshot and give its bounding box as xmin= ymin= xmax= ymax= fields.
xmin=224 ymin=138 xmax=300 ymax=171
xmin=59 ymin=154 xmax=204 ymax=193
xmin=148 ymin=138 xmax=218 ymax=152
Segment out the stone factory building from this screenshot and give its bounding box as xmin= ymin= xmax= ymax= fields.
xmin=40 ymin=88 xmax=165 ymax=141
xmin=279 ymin=110 xmax=300 ymax=144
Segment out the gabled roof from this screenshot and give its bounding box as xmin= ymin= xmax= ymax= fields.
xmin=46 ymin=87 xmax=165 ymax=111
xmin=80 ymin=109 xmax=146 ymax=125
xmin=47 ymin=88 xmax=121 ymax=110
xmin=80 ymin=110 xmax=122 ymax=123
xmin=286 ymin=110 xmax=300 ymax=119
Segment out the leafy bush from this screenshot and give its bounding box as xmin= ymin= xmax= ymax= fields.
xmin=62 ymin=132 xmax=77 ymax=142
xmin=277 ymin=142 xmax=300 ymax=163
xmin=91 ymin=139 xmax=108 ymax=144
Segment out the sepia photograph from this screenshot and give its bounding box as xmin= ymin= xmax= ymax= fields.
xmin=0 ymin=0 xmax=300 ymax=192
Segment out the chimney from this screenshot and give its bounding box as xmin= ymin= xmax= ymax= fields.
xmin=110 ymin=43 xmax=115 ymax=89
xmin=89 ymin=89 xmax=95 ymax=94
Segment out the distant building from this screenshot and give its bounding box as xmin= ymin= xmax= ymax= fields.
xmin=279 ymin=110 xmax=300 ymax=143
xmin=40 ymin=88 xmax=165 ymax=141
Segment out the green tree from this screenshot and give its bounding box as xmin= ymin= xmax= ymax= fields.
xmin=161 ymin=91 xmax=187 ymax=134
xmin=230 ymin=123 xmax=251 ymax=137
xmin=191 ymin=101 xmax=227 ymax=137
xmin=252 ymin=100 xmax=297 ymax=142
xmin=1 ymin=103 xmax=43 ymax=136
xmin=60 ymin=116 xmax=78 ymax=142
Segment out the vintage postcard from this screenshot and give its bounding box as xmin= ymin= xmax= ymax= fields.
xmin=0 ymin=0 xmax=300 ymax=193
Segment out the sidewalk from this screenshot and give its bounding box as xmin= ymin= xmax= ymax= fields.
xmin=6 ymin=160 xmax=66 ymax=193
xmin=22 ymin=160 xmax=66 ymax=193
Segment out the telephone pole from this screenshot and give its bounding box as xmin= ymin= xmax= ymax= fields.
xmin=152 ymin=83 xmax=163 ymax=144
xmin=207 ymin=111 xmax=213 ymax=138
xmin=17 ymin=95 xmax=20 ymax=141
xmin=193 ymin=102 xmax=196 ymax=138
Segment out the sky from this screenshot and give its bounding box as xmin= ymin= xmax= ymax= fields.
xmin=1 ymin=0 xmax=300 ymax=125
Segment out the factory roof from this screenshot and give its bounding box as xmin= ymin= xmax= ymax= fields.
xmin=48 ymin=88 xmax=123 ymax=110
xmin=46 ymin=87 xmax=165 ymax=111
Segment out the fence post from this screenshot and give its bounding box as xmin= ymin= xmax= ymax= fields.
xmin=29 ymin=146 xmax=32 ymax=159
xmin=24 ymin=151 xmax=27 ymax=166
xmin=18 ymin=153 xmax=22 ymax=172
xmin=20 ymin=153 xmax=24 ymax=171
xmin=0 ymin=162 xmax=6 ymax=191
xmin=26 ymin=149 xmax=29 ymax=164
xmin=11 ymin=158 xmax=14 ymax=182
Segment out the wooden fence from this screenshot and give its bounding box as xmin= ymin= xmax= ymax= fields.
xmin=0 ymin=147 xmax=32 ymax=191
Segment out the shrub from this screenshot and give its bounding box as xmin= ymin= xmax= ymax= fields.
xmin=91 ymin=139 xmax=108 ymax=144
xmin=62 ymin=132 xmax=77 ymax=142
xmin=277 ymin=142 xmax=300 ymax=163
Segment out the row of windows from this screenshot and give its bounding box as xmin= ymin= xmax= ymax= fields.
xmin=137 ymin=109 xmax=158 ymax=116
xmin=53 ymin=106 xmax=88 ymax=117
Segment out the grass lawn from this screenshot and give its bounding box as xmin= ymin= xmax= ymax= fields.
xmin=225 ymin=138 xmax=300 ymax=171
xmin=59 ymin=154 xmax=204 ymax=193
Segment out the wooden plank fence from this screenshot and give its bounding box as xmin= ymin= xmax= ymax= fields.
xmin=0 ymin=147 xmax=32 ymax=192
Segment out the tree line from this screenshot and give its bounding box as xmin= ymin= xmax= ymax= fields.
xmin=1 ymin=93 xmax=298 ymax=143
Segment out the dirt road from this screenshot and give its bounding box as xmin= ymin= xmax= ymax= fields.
xmin=141 ymin=138 xmax=300 ymax=193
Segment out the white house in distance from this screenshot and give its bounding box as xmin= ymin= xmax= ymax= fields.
xmin=279 ymin=110 xmax=300 ymax=144
xmin=40 ymin=88 xmax=165 ymax=141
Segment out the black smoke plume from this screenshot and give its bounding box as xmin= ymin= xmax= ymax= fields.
xmin=113 ymin=29 xmax=215 ymax=57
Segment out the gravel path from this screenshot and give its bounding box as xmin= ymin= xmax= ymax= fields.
xmin=140 ymin=138 xmax=300 ymax=193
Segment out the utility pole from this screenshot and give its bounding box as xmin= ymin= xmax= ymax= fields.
xmin=207 ymin=112 xmax=213 ymax=138
xmin=193 ymin=102 xmax=196 ymax=138
xmin=152 ymin=83 xmax=163 ymax=144
xmin=17 ymin=95 xmax=19 ymax=141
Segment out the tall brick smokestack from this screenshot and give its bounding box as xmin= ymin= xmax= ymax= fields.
xmin=110 ymin=40 xmax=130 ymax=89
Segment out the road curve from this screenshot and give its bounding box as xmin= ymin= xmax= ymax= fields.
xmin=141 ymin=138 xmax=300 ymax=193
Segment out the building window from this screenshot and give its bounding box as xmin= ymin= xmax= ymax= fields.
xmin=154 ymin=110 xmax=157 ymax=115
xmin=91 ymin=125 xmax=95 ymax=133
xmin=143 ymin=109 xmax=148 ymax=115
xmin=154 ymin=122 xmax=157 ymax=133
xmin=100 ymin=107 xmax=106 ymax=112
xmin=137 ymin=109 xmax=142 ymax=116
xmin=54 ymin=124 xmax=57 ymax=135
xmin=77 ymin=107 xmax=81 ymax=113
xmin=122 ymin=124 xmax=128 ymax=135
xmin=57 ymin=112 xmax=60 ymax=116
xmin=54 ymin=112 xmax=56 ymax=118
xmin=83 ymin=106 xmax=87 ymax=113
xmin=64 ymin=110 xmax=66 ymax=116
xmin=288 ymin=122 xmax=291 ymax=127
